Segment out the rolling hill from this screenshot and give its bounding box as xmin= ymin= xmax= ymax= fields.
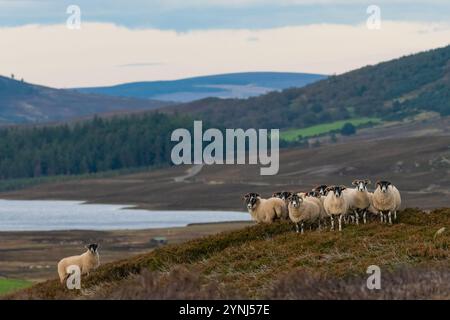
xmin=165 ymin=45 xmax=450 ymax=130
xmin=0 ymin=76 xmax=170 ymax=125
xmin=75 ymin=72 xmax=327 ymax=102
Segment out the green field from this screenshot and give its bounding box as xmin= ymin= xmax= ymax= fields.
xmin=280 ymin=117 xmax=382 ymax=141
xmin=0 ymin=279 xmax=32 ymax=295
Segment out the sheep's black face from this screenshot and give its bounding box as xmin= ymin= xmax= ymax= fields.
xmin=307 ymin=191 xmax=320 ymax=198
xmin=87 ymin=243 xmax=98 ymax=253
xmin=272 ymin=192 xmax=283 ymax=199
xmin=353 ymin=179 xmax=371 ymax=192
xmin=281 ymin=191 xmax=292 ymax=200
xmin=327 ymin=185 xmax=346 ymax=197
xmin=377 ymin=180 xmax=391 ymax=193
xmin=244 ymin=193 xmax=259 ymax=210
xmin=288 ymin=194 xmax=302 ymax=208
xmin=314 ymin=185 xmax=328 ymax=196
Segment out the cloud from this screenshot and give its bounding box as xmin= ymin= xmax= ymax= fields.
xmin=1 ymin=21 xmax=449 ymax=88
xmin=0 ymin=1 xmax=449 ymax=30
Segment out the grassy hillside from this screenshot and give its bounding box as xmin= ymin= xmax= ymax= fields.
xmin=280 ymin=117 xmax=381 ymax=141
xmin=7 ymin=208 xmax=449 ymax=300
xmin=0 ymin=279 xmax=32 ymax=295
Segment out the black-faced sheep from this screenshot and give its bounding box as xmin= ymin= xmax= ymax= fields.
xmin=57 ymin=244 xmax=100 ymax=285
xmin=312 ymin=185 xmax=328 ymax=196
xmin=272 ymin=191 xmax=293 ymax=205
xmin=323 ymin=185 xmax=349 ymax=231
xmin=287 ymin=193 xmax=321 ymax=234
xmin=343 ymin=179 xmax=372 ymax=224
xmin=372 ymin=180 xmax=402 ymax=224
xmin=306 ymin=191 xmax=329 ymax=228
xmin=243 ymin=192 xmax=288 ymax=223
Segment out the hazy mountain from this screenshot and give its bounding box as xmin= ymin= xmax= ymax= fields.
xmin=0 ymin=76 xmax=170 ymax=125
xmin=75 ymin=72 xmax=327 ymax=102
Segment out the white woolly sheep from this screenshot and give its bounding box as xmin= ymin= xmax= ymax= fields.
xmin=272 ymin=191 xmax=293 ymax=206
xmin=287 ymin=193 xmax=321 ymax=234
xmin=57 ymin=244 xmax=100 ymax=285
xmin=243 ymin=192 xmax=288 ymax=223
xmin=323 ymin=185 xmax=349 ymax=231
xmin=343 ymin=179 xmax=372 ymax=224
xmin=306 ymin=191 xmax=329 ymax=229
xmin=372 ymin=180 xmax=402 ymax=224
xmin=312 ymin=185 xmax=328 ymax=197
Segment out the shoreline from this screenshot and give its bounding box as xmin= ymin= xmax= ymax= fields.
xmin=0 ymin=221 xmax=253 ymax=282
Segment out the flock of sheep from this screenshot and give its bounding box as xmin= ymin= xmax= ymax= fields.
xmin=243 ymin=180 xmax=402 ymax=233
xmin=56 ymin=179 xmax=401 ymax=285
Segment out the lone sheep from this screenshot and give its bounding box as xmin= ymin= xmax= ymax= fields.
xmin=57 ymin=244 xmax=100 ymax=285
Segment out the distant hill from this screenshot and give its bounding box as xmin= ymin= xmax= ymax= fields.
xmin=0 ymin=76 xmax=170 ymax=125
xmin=167 ymin=45 xmax=450 ymax=129
xmin=75 ymin=72 xmax=327 ymax=102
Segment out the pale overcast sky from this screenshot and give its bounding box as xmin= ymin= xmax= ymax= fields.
xmin=1 ymin=0 xmax=449 ymax=87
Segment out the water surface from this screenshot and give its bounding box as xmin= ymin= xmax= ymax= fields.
xmin=0 ymin=199 xmax=250 ymax=231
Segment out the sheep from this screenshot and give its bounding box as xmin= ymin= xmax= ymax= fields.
xmin=367 ymin=191 xmax=379 ymax=218
xmin=323 ymin=185 xmax=349 ymax=231
xmin=287 ymin=193 xmax=321 ymax=234
xmin=343 ymin=179 xmax=372 ymax=224
xmin=312 ymin=185 xmax=328 ymax=196
xmin=372 ymin=180 xmax=402 ymax=224
xmin=306 ymin=191 xmax=329 ymax=229
xmin=243 ymin=192 xmax=288 ymax=223
xmin=272 ymin=191 xmax=293 ymax=205
xmin=57 ymin=244 xmax=100 ymax=285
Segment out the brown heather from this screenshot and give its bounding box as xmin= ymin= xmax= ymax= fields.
xmin=5 ymin=208 xmax=449 ymax=300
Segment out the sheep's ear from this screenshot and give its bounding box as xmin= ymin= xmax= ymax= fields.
xmin=376 ymin=180 xmax=381 ymax=187
xmin=255 ymin=193 xmax=260 ymax=197
xmin=365 ymin=179 xmax=371 ymax=185
xmin=340 ymin=185 xmax=346 ymax=190
xmin=352 ymin=180 xmax=358 ymax=186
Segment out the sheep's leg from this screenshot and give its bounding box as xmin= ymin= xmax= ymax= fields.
xmin=355 ymin=210 xmax=359 ymax=225
xmin=318 ymin=220 xmax=321 ymax=231
xmin=295 ymin=223 xmax=300 ymax=233
xmin=330 ymin=216 xmax=335 ymax=231
xmin=301 ymin=222 xmax=305 ymax=234
xmin=338 ymin=214 xmax=343 ymax=231
xmin=363 ymin=210 xmax=367 ymax=224
xmin=394 ymin=210 xmax=397 ymax=221
xmin=380 ymin=212 xmax=384 ymax=223
xmin=388 ymin=211 xmax=392 ymax=225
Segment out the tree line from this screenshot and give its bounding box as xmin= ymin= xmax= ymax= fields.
xmin=0 ymin=113 xmax=193 ymax=179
